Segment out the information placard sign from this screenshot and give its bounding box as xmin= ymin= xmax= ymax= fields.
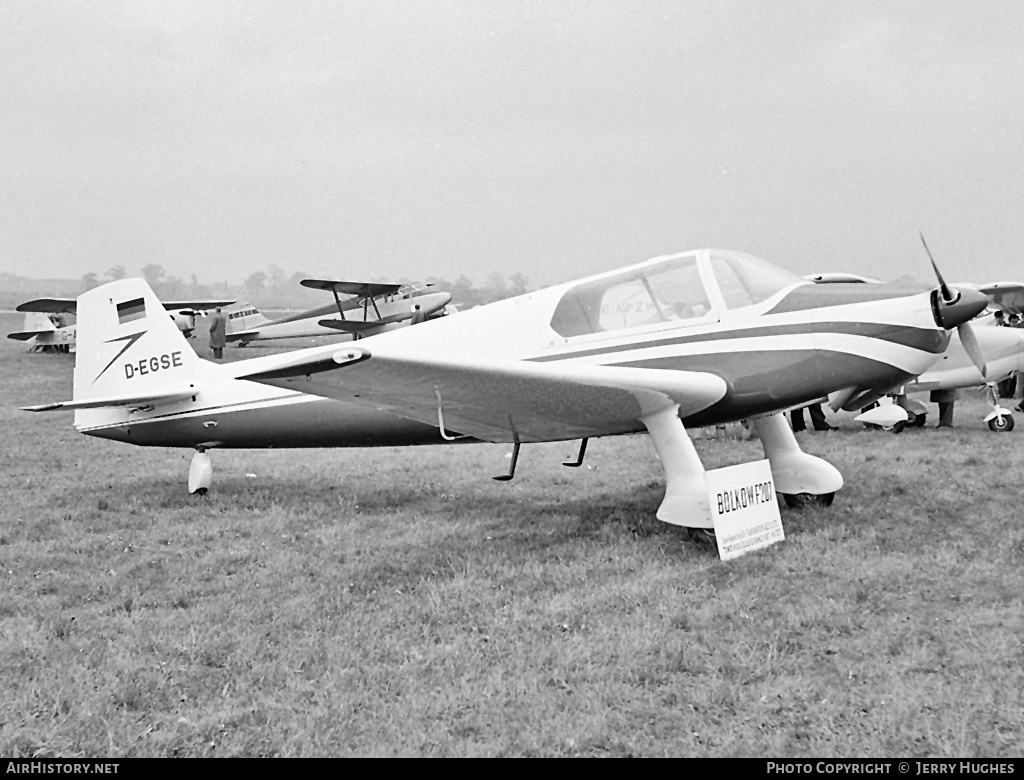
xmin=706 ymin=459 xmax=784 ymax=561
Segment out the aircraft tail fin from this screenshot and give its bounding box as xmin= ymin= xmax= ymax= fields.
xmin=71 ymin=279 xmax=212 ymax=420
xmin=8 ymin=312 xmax=58 ymax=340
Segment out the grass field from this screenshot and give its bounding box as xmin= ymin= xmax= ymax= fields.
xmin=1 ymin=313 xmax=1022 ymax=757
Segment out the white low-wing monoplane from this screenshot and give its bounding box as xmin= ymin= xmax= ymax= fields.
xmin=23 ymin=248 xmax=987 ymax=532
xmin=225 ymin=280 xmax=452 ymax=345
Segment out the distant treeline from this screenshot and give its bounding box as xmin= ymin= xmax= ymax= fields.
xmin=1 ymin=265 xmax=532 ymax=311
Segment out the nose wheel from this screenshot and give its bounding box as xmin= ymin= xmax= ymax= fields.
xmin=988 ymin=414 xmax=1014 ymax=433
xmin=189 ymin=449 xmax=212 ymax=495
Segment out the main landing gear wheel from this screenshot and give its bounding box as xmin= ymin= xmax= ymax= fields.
xmin=687 ymin=527 xmax=717 ymax=546
xmin=908 ymin=412 xmax=927 ymax=428
xmin=988 ymin=414 xmax=1014 ymax=433
xmin=890 ymin=420 xmax=906 ymax=434
xmin=782 ymin=492 xmax=836 ymax=509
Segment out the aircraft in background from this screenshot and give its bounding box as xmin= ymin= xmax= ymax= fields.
xmin=808 ymin=274 xmax=1024 ymax=431
xmin=23 ymin=248 xmax=987 ymax=534
xmin=226 ymin=280 xmax=452 ymax=345
xmin=9 ymin=296 xmax=236 ymax=350
xmin=7 ymin=311 xmax=77 ymax=352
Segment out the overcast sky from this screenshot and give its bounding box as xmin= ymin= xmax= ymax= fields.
xmin=2 ymin=1 xmax=1023 ymax=288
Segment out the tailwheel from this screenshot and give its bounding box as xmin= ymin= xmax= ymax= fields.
xmin=988 ymin=414 xmax=1014 ymax=433
xmin=782 ymin=491 xmax=835 ymax=509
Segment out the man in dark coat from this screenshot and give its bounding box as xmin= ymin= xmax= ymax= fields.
xmin=209 ymin=307 xmax=228 ymax=359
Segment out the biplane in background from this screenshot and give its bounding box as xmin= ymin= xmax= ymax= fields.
xmin=807 ymin=274 xmax=1024 ymax=431
xmin=8 ymin=296 xmax=236 ymax=351
xmin=24 ymin=246 xmax=988 ymax=533
xmin=225 ymin=280 xmax=452 ymax=345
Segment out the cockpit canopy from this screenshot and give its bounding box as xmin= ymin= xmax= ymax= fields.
xmin=549 ymin=250 xmax=804 ymax=338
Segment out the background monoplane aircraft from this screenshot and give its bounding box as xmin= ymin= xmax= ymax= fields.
xmin=6 ymin=311 xmax=77 ymax=352
xmin=8 ymin=295 xmax=236 ymax=350
xmin=225 ymin=280 xmax=452 ymax=345
xmin=24 ymin=248 xmax=987 ymax=535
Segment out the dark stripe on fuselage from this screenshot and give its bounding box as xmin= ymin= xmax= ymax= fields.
xmin=764 ymin=283 xmax=928 ymax=315
xmin=83 ymin=397 xmax=447 ymax=448
xmin=531 ymin=320 xmax=945 ymax=363
xmin=609 ymin=349 xmax=919 ymax=426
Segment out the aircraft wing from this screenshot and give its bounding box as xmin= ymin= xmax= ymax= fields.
xmin=161 ymin=299 xmax=236 ymax=312
xmin=22 ymin=387 xmax=198 ymax=412
xmin=225 ymin=329 xmax=262 ymax=342
xmin=16 ymin=298 xmax=235 ymax=315
xmin=300 ymin=279 xmax=404 ymax=298
xmin=238 ymin=346 xmax=728 ymax=443
xmin=317 ymin=312 xmax=411 ymax=332
xmin=16 ymin=298 xmax=78 ymax=314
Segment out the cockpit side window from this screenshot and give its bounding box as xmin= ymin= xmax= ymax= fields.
xmin=549 ymin=255 xmax=711 ymax=337
xmin=709 ymin=250 xmax=804 ymax=310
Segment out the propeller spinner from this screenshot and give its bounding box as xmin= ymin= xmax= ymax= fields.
xmin=920 ymin=232 xmax=989 ymax=376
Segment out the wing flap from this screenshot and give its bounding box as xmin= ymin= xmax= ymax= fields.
xmin=238 ymin=347 xmax=728 ymax=443
xmin=22 ymin=387 xmax=198 ymax=412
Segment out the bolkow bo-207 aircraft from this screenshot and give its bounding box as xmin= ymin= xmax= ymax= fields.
xmin=24 ymin=248 xmax=987 ymax=532
xmin=225 ymin=280 xmax=452 ymax=345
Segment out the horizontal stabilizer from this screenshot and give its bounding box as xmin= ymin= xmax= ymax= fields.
xmin=7 ymin=331 xmax=47 ymax=341
xmin=23 ymin=386 xmax=198 ymax=413
xmin=301 ymin=279 xmax=403 ymax=297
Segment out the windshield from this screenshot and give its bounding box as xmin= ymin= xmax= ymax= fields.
xmin=709 ymin=250 xmax=804 ymax=309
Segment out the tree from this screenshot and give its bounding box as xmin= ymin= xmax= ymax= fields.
xmin=508 ymin=273 xmax=530 ymax=297
xmin=81 ymin=272 xmax=99 ymax=291
xmin=267 ymin=264 xmax=285 ymax=289
xmin=244 ymin=271 xmax=267 ymax=301
xmin=106 ymin=265 xmax=126 ymax=281
xmin=141 ymin=264 xmax=166 ymax=289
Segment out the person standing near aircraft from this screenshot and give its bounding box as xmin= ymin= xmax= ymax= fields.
xmin=209 ymin=307 xmax=228 ymax=359
xmin=409 ymin=304 xmax=426 ymax=326
xmin=931 ymin=389 xmax=957 ymax=428
xmin=790 ymin=403 xmax=837 ymax=432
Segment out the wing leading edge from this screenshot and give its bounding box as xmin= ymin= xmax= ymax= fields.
xmin=238 ymin=347 xmax=728 ymax=443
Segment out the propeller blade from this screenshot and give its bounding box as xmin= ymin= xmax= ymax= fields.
xmin=958 ymin=322 xmax=987 ymax=378
xmin=920 ymin=231 xmax=955 ymax=304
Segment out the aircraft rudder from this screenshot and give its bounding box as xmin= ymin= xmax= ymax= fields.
xmin=73 ymin=279 xmax=204 ymax=402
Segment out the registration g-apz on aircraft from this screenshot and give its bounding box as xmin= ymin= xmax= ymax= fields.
xmin=225 ymin=280 xmax=452 ymax=345
xmin=24 ymin=249 xmax=987 ymax=532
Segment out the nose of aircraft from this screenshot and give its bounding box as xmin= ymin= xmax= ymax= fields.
xmin=933 ymin=287 xmax=990 ymax=330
